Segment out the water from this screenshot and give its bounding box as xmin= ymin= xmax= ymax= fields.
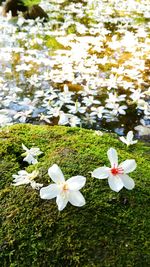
xmin=0 ymin=0 xmax=150 ymax=140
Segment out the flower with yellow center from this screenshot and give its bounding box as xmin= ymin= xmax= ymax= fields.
xmin=40 ymin=164 xmax=86 ymax=211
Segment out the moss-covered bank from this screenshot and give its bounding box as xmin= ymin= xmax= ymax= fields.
xmin=0 ymin=124 xmax=150 ymax=267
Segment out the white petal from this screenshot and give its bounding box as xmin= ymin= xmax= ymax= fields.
xmin=31 ymin=181 xmax=43 ymax=190
xmin=48 ymin=164 xmax=65 ymax=183
xmin=40 ymin=184 xmax=60 ymax=199
xmin=107 ymin=148 xmax=118 ymax=167
xmin=22 ymin=143 xmax=28 ymax=151
xmin=108 ymin=174 xmax=124 ymax=192
xmin=23 ymin=154 xmax=37 ymax=165
xmin=120 ymin=174 xmax=135 ymax=190
xmin=23 ymin=155 xmax=30 ymax=163
xmin=12 ymin=178 xmax=30 ymax=186
xmin=18 ymin=170 xmax=28 ymax=176
xmin=31 ymin=157 xmax=38 ymax=165
xmin=131 ymin=140 xmax=138 ymax=144
xmin=119 ymin=136 xmax=127 ymax=145
xmin=68 ymin=191 xmax=85 ymax=207
xmin=119 ymin=159 xmax=137 ymax=173
xmin=58 ymin=112 xmax=69 ymax=125
xmin=91 ymin=167 xmax=109 ymax=179
xmin=12 ymin=174 xmax=19 ymax=179
xmin=67 ymin=176 xmax=86 ymax=190
xmin=30 ymin=147 xmax=42 ymax=156
xmin=119 ymin=109 xmax=126 ymax=115
xmin=56 ymin=194 xmax=68 ymax=211
xmin=127 ymin=131 xmax=133 ymax=142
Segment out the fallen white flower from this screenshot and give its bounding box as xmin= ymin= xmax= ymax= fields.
xmin=22 ymin=143 xmax=43 ymax=165
xmin=94 ymin=130 xmax=103 ymax=136
xmin=119 ymin=131 xmax=138 ymax=146
xmin=12 ymin=170 xmax=43 ymax=190
xmin=91 ymin=148 xmax=136 ymax=192
xmin=40 ymin=164 xmax=86 ymax=211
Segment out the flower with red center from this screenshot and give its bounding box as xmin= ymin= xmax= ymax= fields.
xmin=40 ymin=164 xmax=86 ymax=211
xmin=111 ymin=165 xmax=123 ymax=175
xmin=91 ymin=148 xmax=136 ymax=192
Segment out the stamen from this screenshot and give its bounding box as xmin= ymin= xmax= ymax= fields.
xmin=62 ymin=183 xmax=69 ymax=191
xmin=111 ymin=164 xmax=123 ymax=175
xmin=61 ymin=183 xmax=69 ymax=199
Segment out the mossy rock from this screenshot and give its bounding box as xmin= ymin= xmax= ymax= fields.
xmin=0 ymin=124 xmax=150 ymax=267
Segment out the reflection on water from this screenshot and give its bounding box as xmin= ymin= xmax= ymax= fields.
xmin=0 ymin=0 xmax=150 ymax=140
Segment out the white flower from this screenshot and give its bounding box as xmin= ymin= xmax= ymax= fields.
xmin=12 ymin=170 xmax=43 ymax=190
xmin=58 ymin=111 xmax=69 ymax=126
xmin=119 ymin=131 xmax=138 ymax=146
xmin=22 ymin=144 xmax=43 ymax=165
xmin=82 ymin=96 xmax=100 ymax=107
xmin=105 ymin=92 xmax=126 ymax=104
xmin=68 ymin=114 xmax=81 ymax=127
xmin=94 ymin=130 xmax=103 ymax=136
xmin=91 ymin=148 xmax=136 ymax=192
xmin=40 ymin=164 xmax=86 ymax=211
xmin=67 ymin=102 xmax=86 ymax=114
xmin=105 ymin=103 xmax=127 ymax=115
xmin=39 ymin=113 xmax=51 ymax=124
xmin=13 ymin=110 xmax=32 ymax=123
xmin=58 ymin=112 xmax=81 ymax=127
xmin=83 ymin=112 xmax=96 ymax=125
xmin=130 ymin=89 xmax=145 ymax=102
xmin=16 ymin=63 xmax=32 ymax=72
xmin=91 ymin=106 xmax=106 ymax=119
xmin=58 ymin=85 xmax=74 ymax=105
xmin=47 ymin=106 xmax=61 ymax=118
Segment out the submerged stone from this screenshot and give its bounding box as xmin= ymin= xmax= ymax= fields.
xmin=0 ymin=124 xmax=149 ymax=266
xmin=23 ymin=4 xmax=48 ymax=21
xmin=2 ymin=0 xmax=48 ymax=21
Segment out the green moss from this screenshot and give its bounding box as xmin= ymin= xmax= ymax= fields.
xmin=44 ymin=36 xmax=66 ymax=50
xmin=0 ymin=124 xmax=150 ymax=267
xmin=22 ymin=0 xmax=41 ymax=7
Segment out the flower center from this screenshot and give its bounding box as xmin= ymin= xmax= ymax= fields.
xmin=62 ymin=183 xmax=69 ymax=191
xmin=111 ymin=165 xmax=123 ymax=176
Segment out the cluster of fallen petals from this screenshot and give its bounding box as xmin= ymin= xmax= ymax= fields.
xmin=0 ymin=0 xmax=150 ymax=139
xmin=12 ymin=144 xmax=137 ymax=211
